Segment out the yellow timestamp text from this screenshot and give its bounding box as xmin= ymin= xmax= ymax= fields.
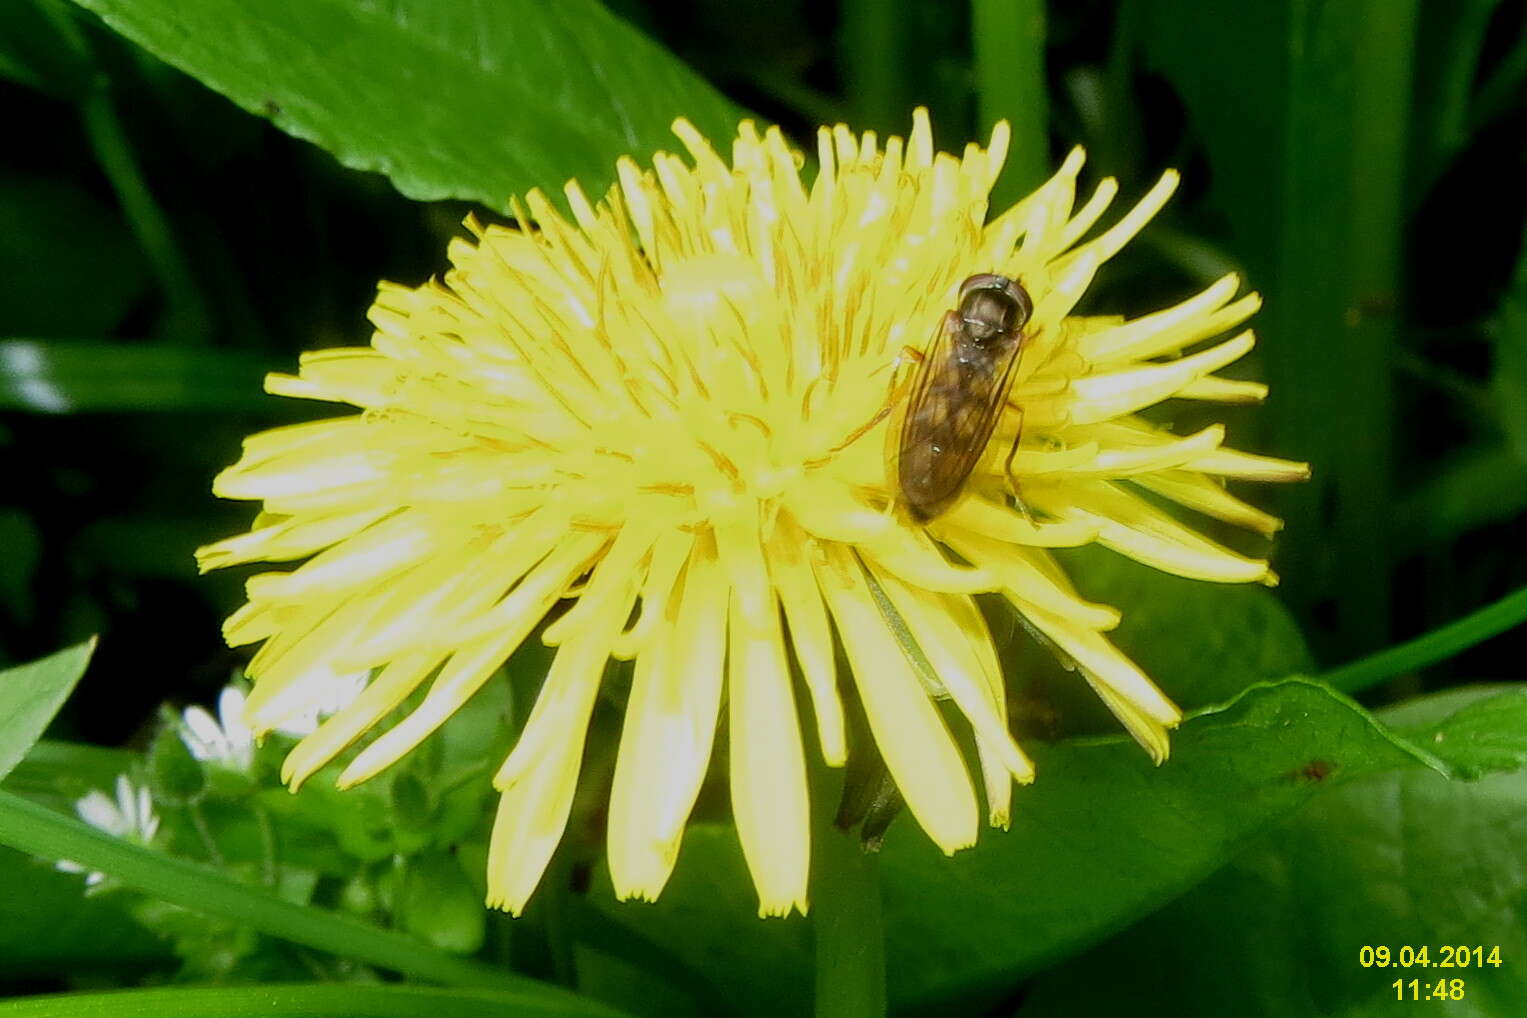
xmin=1359 ymin=945 xmax=1502 ymax=969
xmin=1393 ymin=977 xmax=1466 ymax=1002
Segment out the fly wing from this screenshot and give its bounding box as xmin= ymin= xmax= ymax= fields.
xmin=897 ymin=313 xmax=1026 ymax=519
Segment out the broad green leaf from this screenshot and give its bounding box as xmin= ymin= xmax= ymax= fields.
xmin=0 ymin=845 xmax=168 ymax=976
xmin=1393 ymin=686 xmax=1527 ymax=779
xmin=879 ymin=679 xmax=1446 ymax=1013
xmin=574 ymin=944 xmax=707 ymax=1018
xmin=0 ymin=983 xmax=628 ymax=1017
xmin=397 ymin=850 xmax=486 ymax=955
xmin=1015 ymin=687 xmax=1527 ymax=1018
xmin=67 ymin=0 xmax=745 ymax=209
xmin=585 ymin=825 xmax=811 ymax=1018
xmin=584 ymin=680 xmax=1451 ymax=1015
xmin=0 ymin=640 xmax=96 ymax=782
xmin=0 ymin=341 xmax=272 ymax=413
xmin=0 ymin=175 xmax=148 ymax=337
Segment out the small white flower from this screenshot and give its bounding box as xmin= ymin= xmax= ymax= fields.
xmin=180 ymin=686 xmax=257 ymax=771
xmin=56 ymin=775 xmax=160 ymax=888
xmin=264 ymin=670 xmax=368 ymax=739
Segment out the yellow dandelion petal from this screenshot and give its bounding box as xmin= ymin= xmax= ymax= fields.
xmin=608 ymin=543 xmax=726 ymax=901
xmin=1134 ymin=470 xmax=1286 ymax=537
xmin=1033 ymin=480 xmax=1272 ymax=584
xmin=1065 ymin=330 xmax=1257 ymax=426
xmin=1018 ymin=604 xmax=1182 ymax=763
xmin=201 ymin=108 xmax=1305 ymax=916
xmin=814 ymin=543 xmax=979 ymax=855
xmin=766 ymin=515 xmax=846 ymax=766
xmin=874 ymin=570 xmax=1035 ymax=787
xmin=728 ymin=578 xmax=811 ymax=918
xmin=1176 ymin=375 xmax=1269 ymax=404
xmin=280 ymin=650 xmax=442 ymax=790
xmin=941 ymin=529 xmax=1122 ymax=631
xmin=486 ymin=599 xmax=630 ymax=916
xmin=1080 ymin=273 xmax=1260 ymax=365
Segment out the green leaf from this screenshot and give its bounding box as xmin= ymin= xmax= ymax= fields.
xmin=878 ymin=679 xmax=1447 ymax=1013
xmin=0 ymin=983 xmax=628 ymax=1017
xmin=397 ymin=850 xmax=487 ymax=955
xmin=0 ymin=340 xmax=274 ymax=413
xmin=0 ymin=640 xmax=97 ymax=782
xmin=1393 ymin=687 xmax=1527 ymax=779
xmin=573 ymin=944 xmax=706 ymax=1018
xmin=0 ymin=845 xmax=169 ymax=976
xmin=585 ymin=680 xmax=1459 ymax=1015
xmin=0 ymin=788 xmax=602 ymax=1006
xmin=67 ymin=0 xmax=745 ymax=209
xmin=584 ymin=825 xmax=811 ymax=1018
xmin=146 ymin=722 xmax=206 ymax=805
xmin=1014 ymin=687 xmax=1527 ymax=1018
xmin=4 ymin=740 xmax=137 ymax=806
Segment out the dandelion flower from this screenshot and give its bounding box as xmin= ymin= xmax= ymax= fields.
xmin=198 ymin=110 xmax=1307 ymax=917
xmin=57 ymin=775 xmax=160 ymax=889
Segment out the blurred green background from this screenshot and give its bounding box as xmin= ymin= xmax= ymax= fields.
xmin=1 ymin=0 xmax=1526 ymax=1014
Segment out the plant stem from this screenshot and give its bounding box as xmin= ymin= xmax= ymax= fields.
xmin=971 ymin=0 xmax=1049 ymax=207
xmin=839 ymin=0 xmax=912 ymax=133
xmin=187 ymin=801 xmax=224 ymax=867
xmin=37 ymin=2 xmax=212 ymax=344
xmin=252 ymin=800 xmax=277 ymax=886
xmin=813 ymin=822 xmax=886 ymax=1018
xmin=1321 ymin=584 xmax=1527 ymax=694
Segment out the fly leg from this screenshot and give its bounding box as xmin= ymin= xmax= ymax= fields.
xmin=1001 ymin=404 xmax=1037 ymax=526
xmin=875 ymin=345 xmax=926 ymax=520
xmin=806 ymin=346 xmax=924 ymax=470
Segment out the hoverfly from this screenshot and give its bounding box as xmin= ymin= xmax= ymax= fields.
xmin=897 ymin=273 xmax=1034 ymax=521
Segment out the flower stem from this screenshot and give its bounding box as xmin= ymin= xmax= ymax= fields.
xmin=813 ymin=821 xmax=886 ymax=1018
xmin=838 ymin=0 xmax=913 ymax=133
xmin=1320 ymin=583 xmax=1527 ymax=694
xmin=187 ymin=801 xmax=225 ymax=867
